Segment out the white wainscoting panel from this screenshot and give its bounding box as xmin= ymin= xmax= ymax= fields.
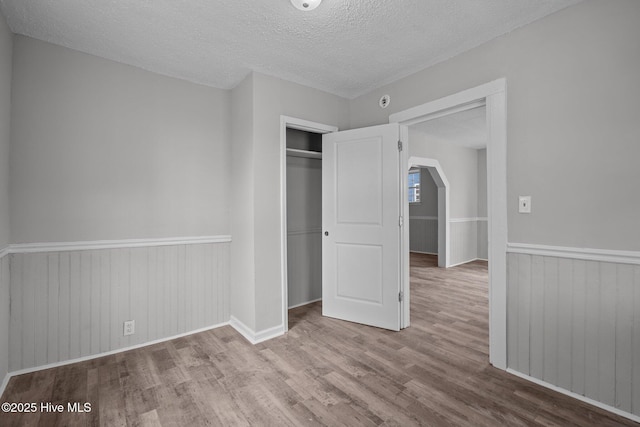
xmin=450 ymin=219 xmax=478 ymax=266
xmin=507 ymin=248 xmax=640 ymax=417
xmin=0 ymin=254 xmax=9 ymax=396
xmin=8 ymin=242 xmax=230 ymax=372
xmin=287 ymin=229 xmax=322 ymax=308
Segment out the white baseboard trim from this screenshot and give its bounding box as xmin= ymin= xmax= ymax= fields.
xmin=288 ymin=298 xmax=322 ymax=310
xmin=5 ymin=321 xmax=229 ymax=380
xmin=507 ymin=242 xmax=640 ymax=265
xmin=506 ymin=368 xmax=640 ymax=424
xmin=8 ymin=235 xmax=232 ymax=254
xmin=229 ymin=316 xmax=285 ymax=345
xmin=448 ymin=257 xmax=486 ymax=268
xmin=409 ymin=250 xmax=438 ymax=256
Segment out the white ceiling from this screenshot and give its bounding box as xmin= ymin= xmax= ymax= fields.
xmin=0 ymin=0 xmax=581 ymax=99
xmin=412 ymin=106 xmax=487 ymax=150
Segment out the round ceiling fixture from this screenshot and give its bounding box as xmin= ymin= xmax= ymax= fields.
xmin=290 ymin=0 xmax=322 ymax=11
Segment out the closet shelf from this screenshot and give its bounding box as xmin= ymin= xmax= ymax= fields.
xmin=286 ymin=148 xmax=322 ymax=160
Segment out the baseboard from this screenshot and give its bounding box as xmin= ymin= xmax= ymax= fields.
xmin=506 ymin=369 xmax=640 ymax=424
xmin=288 ymin=298 xmax=322 ymax=310
xmin=5 ymin=321 xmax=229 ymax=380
xmin=409 ymin=250 xmax=438 ymax=255
xmin=448 ymin=257 xmax=486 ymax=268
xmin=229 ymin=316 xmax=285 ymax=345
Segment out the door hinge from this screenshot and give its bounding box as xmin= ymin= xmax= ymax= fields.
xmin=398 ymin=140 xmax=403 ymax=151
xmin=398 ymin=291 xmax=404 ymax=302
xmin=398 ymin=216 xmax=403 ymax=227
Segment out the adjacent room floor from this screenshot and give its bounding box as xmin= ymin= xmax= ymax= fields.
xmin=0 ymin=253 xmax=636 ymax=426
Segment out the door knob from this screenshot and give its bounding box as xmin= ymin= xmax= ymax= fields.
xmin=324 ymin=231 xmax=329 ymax=236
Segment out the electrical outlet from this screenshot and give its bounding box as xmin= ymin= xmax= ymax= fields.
xmin=519 ymin=196 xmax=532 ymax=213
xmin=123 ymin=320 xmax=135 ymax=336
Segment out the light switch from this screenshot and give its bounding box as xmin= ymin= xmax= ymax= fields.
xmin=519 ymin=196 xmax=531 ymax=213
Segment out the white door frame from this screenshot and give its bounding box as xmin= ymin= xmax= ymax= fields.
xmin=280 ymin=116 xmax=338 ymax=332
xmin=390 ymin=79 xmax=508 ymax=369
xmin=407 ymin=158 xmax=450 ymax=269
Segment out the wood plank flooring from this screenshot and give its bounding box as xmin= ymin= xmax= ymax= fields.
xmin=1 ymin=253 xmax=637 ymax=426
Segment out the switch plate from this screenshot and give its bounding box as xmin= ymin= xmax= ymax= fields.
xmin=519 ymin=196 xmax=531 ymax=214
xmin=123 ymin=320 xmax=135 ymax=336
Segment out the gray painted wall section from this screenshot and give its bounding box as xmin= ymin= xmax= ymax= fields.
xmin=10 ymin=36 xmax=231 ymax=244
xmin=409 ymin=168 xmax=438 ymax=253
xmin=350 ymin=0 xmax=640 ymax=252
xmin=251 ymin=72 xmax=350 ymax=332
xmin=286 ymin=153 xmax=322 ymax=308
xmin=8 ymin=242 xmax=229 ymax=372
xmin=507 ymin=252 xmax=640 ymax=416
xmin=0 ymin=10 xmax=10 ymax=250
xmin=0 ymin=9 xmax=11 ymax=392
xmin=408 ymin=133 xmax=487 ymax=263
xmin=230 ymin=74 xmax=256 ymax=331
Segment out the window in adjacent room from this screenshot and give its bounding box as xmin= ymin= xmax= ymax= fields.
xmin=408 ymin=168 xmax=421 ymax=203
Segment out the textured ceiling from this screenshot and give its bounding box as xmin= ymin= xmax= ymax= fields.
xmin=413 ymin=106 xmax=487 ymax=149
xmin=0 ymin=0 xmax=581 ymax=98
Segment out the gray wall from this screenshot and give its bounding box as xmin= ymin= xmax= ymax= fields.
xmin=230 ymin=74 xmax=256 ymax=331
xmin=350 ymin=0 xmax=640 ymax=252
xmin=477 ymin=149 xmax=488 ymax=260
xmin=409 ymin=130 xmax=487 ymax=264
xmin=10 ymin=36 xmax=231 ymax=244
xmin=286 ymin=148 xmax=322 ymax=307
xmin=230 ymin=72 xmax=349 ymax=334
xmin=409 ymin=130 xmax=478 ymax=219
xmin=4 ymin=36 xmax=234 ymax=376
xmin=0 ymin=9 xmax=11 ymax=392
xmin=0 ymin=10 xmax=10 ymax=250
xmin=409 ymin=168 xmax=438 ymax=254
xmin=350 ymin=0 xmax=640 ymax=415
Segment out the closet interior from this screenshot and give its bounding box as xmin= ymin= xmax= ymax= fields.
xmin=285 ymin=128 xmax=323 ymax=309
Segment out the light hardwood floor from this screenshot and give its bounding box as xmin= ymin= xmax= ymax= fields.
xmin=1 ymin=253 xmax=637 ymax=426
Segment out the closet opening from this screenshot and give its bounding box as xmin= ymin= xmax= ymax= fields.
xmin=285 ymin=128 xmax=323 ymax=325
xmin=280 ymin=116 xmax=337 ymax=332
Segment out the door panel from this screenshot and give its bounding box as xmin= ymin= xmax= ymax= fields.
xmin=322 ymin=123 xmax=401 ymax=331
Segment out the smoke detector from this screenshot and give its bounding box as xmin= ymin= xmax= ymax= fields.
xmin=290 ymin=0 xmax=322 ymax=11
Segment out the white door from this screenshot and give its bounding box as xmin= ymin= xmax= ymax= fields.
xmin=322 ymin=123 xmax=402 ymax=331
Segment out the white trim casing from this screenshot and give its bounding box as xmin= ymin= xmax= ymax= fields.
xmin=229 ymin=316 xmax=285 ymax=345
xmin=0 ymin=245 xmax=8 ymax=259
xmin=507 ymin=242 xmax=640 ymax=265
xmin=391 ymin=78 xmax=508 ymax=370
xmin=7 ymin=235 xmax=232 ymax=254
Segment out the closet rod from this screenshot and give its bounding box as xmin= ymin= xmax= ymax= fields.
xmin=286 ymin=148 xmax=322 ymax=160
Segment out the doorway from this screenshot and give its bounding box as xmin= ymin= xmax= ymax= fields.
xmin=391 ymin=79 xmax=507 ymax=369
xmin=280 ymin=116 xmax=337 ymax=332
